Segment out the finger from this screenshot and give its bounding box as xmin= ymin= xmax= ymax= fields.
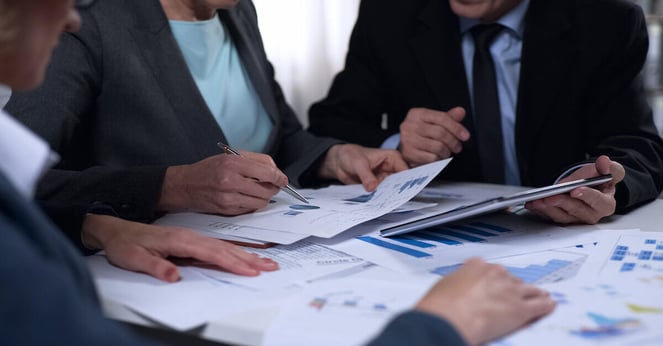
xmin=239 ymin=151 xmax=277 ymax=167
xmin=521 ymin=294 xmax=557 ymax=321
xmin=353 ymin=158 xmax=380 ymax=191
xmin=443 ymin=107 xmax=470 ymax=142
xmin=518 ymin=283 xmax=548 ymax=299
xmin=526 ymin=198 xmax=580 ymax=224
xmin=389 ymin=152 xmax=410 ymax=172
xmin=213 ymin=190 xmax=275 ymax=215
xmin=160 ymin=230 xmax=279 ymax=276
xmin=565 ymin=187 xmax=615 ymax=223
xmin=232 ymin=155 xmax=288 ymax=188
xmin=594 ymin=155 xmax=612 ymax=175
xmin=220 ymin=175 xmax=281 ymax=201
xmin=407 ymin=134 xmax=454 ymax=158
xmin=109 ymin=246 xmax=181 ymax=282
xmin=402 ymin=116 xmax=465 ymax=153
xmin=401 ymin=144 xmax=445 ymax=166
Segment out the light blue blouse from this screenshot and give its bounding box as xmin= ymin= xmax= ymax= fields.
xmin=169 ymin=14 xmax=273 ymax=152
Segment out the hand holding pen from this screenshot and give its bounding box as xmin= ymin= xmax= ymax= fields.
xmin=217 ymin=142 xmax=309 ymax=204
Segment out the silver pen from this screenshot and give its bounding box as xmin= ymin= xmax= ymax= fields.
xmin=216 ymin=142 xmax=310 ymax=204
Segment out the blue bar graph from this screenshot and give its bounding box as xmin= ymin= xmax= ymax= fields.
xmin=390 ymin=236 xmax=436 ymax=249
xmin=428 ymin=227 xmax=485 ymax=242
xmin=359 ymin=221 xmax=516 ymax=259
xmin=469 ymin=222 xmax=512 ymax=233
xmin=357 ymin=236 xmax=431 ymax=258
xmin=409 ymin=232 xmax=462 ymax=245
xmin=431 ymin=259 xmax=574 ymax=284
xmin=446 ymin=225 xmax=499 ymax=237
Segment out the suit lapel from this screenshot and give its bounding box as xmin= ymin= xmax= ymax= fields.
xmin=516 ymin=0 xmax=574 ymax=176
xmin=127 ymin=0 xmax=228 ymax=159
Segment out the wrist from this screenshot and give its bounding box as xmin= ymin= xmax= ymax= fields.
xmin=158 ymin=165 xmax=189 ymax=212
xmin=318 ymin=144 xmax=341 ymax=180
xmin=81 ymin=214 xmax=119 ymax=250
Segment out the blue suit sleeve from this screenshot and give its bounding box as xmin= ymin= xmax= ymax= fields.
xmin=367 ymin=311 xmax=468 ymax=346
xmin=0 ymin=216 xmax=150 ymax=345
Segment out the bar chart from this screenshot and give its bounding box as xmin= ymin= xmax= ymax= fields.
xmin=431 ymin=249 xmax=588 ymax=284
xmin=356 ymin=221 xmax=513 ymax=259
xmin=326 ymin=213 xmax=604 ymax=274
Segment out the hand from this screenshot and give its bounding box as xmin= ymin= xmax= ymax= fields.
xmin=399 ymin=107 xmax=470 ymax=167
xmin=525 ymin=155 xmax=625 ymax=224
xmin=415 ymin=258 xmax=555 ymax=346
xmin=159 ymin=152 xmax=288 ymax=215
xmin=318 ymin=144 xmax=408 ymax=191
xmin=81 ymin=214 xmax=279 ymax=282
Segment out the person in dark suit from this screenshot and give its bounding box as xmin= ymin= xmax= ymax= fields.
xmin=309 ymin=0 xmax=663 ymax=225
xmin=0 ymin=0 xmax=553 ymax=344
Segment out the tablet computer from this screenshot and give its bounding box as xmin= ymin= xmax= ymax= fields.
xmin=379 ymin=174 xmax=613 ymax=237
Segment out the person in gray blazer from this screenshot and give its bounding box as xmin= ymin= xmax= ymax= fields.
xmin=5 ymin=0 xmax=409 ymax=279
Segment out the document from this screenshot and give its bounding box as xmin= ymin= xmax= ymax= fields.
xmin=87 ymin=241 xmax=371 ymax=330
xmin=494 ymin=279 xmax=663 ymax=346
xmin=87 ymin=255 xmax=281 ymax=331
xmin=153 ymin=213 xmax=309 ymax=245
xmin=191 ymin=240 xmax=371 ymax=290
xmin=262 ymin=277 xmax=435 ymax=346
xmin=155 ymin=158 xmax=451 ymax=240
xmin=578 ymin=230 xmax=663 ymax=280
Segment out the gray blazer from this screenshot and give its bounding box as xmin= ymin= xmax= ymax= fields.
xmin=6 ymin=0 xmax=339 ymax=226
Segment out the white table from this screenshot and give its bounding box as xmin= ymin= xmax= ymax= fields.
xmin=99 ymin=197 xmax=663 ymax=346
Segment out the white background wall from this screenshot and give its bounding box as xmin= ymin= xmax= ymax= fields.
xmin=253 ymin=0 xmax=361 ymax=127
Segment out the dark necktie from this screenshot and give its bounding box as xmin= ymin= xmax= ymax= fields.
xmin=471 ymin=23 xmax=505 ymax=184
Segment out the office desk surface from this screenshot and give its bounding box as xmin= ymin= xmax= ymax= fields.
xmin=98 ymin=198 xmax=663 ymax=346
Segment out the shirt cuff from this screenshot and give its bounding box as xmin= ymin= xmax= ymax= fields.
xmin=381 ymin=133 xmax=401 ymax=150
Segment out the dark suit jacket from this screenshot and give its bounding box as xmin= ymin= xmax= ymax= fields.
xmin=309 ymin=0 xmax=663 ymax=212
xmin=0 ymin=173 xmax=143 ymax=345
xmin=5 ymin=0 xmax=339 ymax=232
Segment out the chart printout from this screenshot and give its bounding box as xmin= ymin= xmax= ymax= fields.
xmin=179 ymin=159 xmax=452 ymax=238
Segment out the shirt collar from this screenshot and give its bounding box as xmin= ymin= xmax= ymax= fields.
xmin=459 ymin=0 xmax=529 ymax=38
xmin=0 ymin=109 xmax=58 ymax=198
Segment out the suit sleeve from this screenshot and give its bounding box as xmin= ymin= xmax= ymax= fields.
xmin=5 ymin=14 xmax=167 ymax=224
xmin=582 ymin=4 xmax=663 ymax=212
xmin=0 ymin=217 xmax=150 ymax=345
xmin=367 ymin=311 xmax=468 ymax=346
xmin=308 ymin=0 xmax=392 ymax=148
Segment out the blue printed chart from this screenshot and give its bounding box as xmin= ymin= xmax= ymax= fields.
xmin=262 ymin=278 xmax=430 ymax=346
xmin=432 ymin=249 xmax=588 ymax=284
xmin=606 ymin=237 xmax=663 ymax=274
xmin=580 ymin=231 xmax=663 ymax=280
xmin=323 ymin=213 xmax=609 ymax=274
